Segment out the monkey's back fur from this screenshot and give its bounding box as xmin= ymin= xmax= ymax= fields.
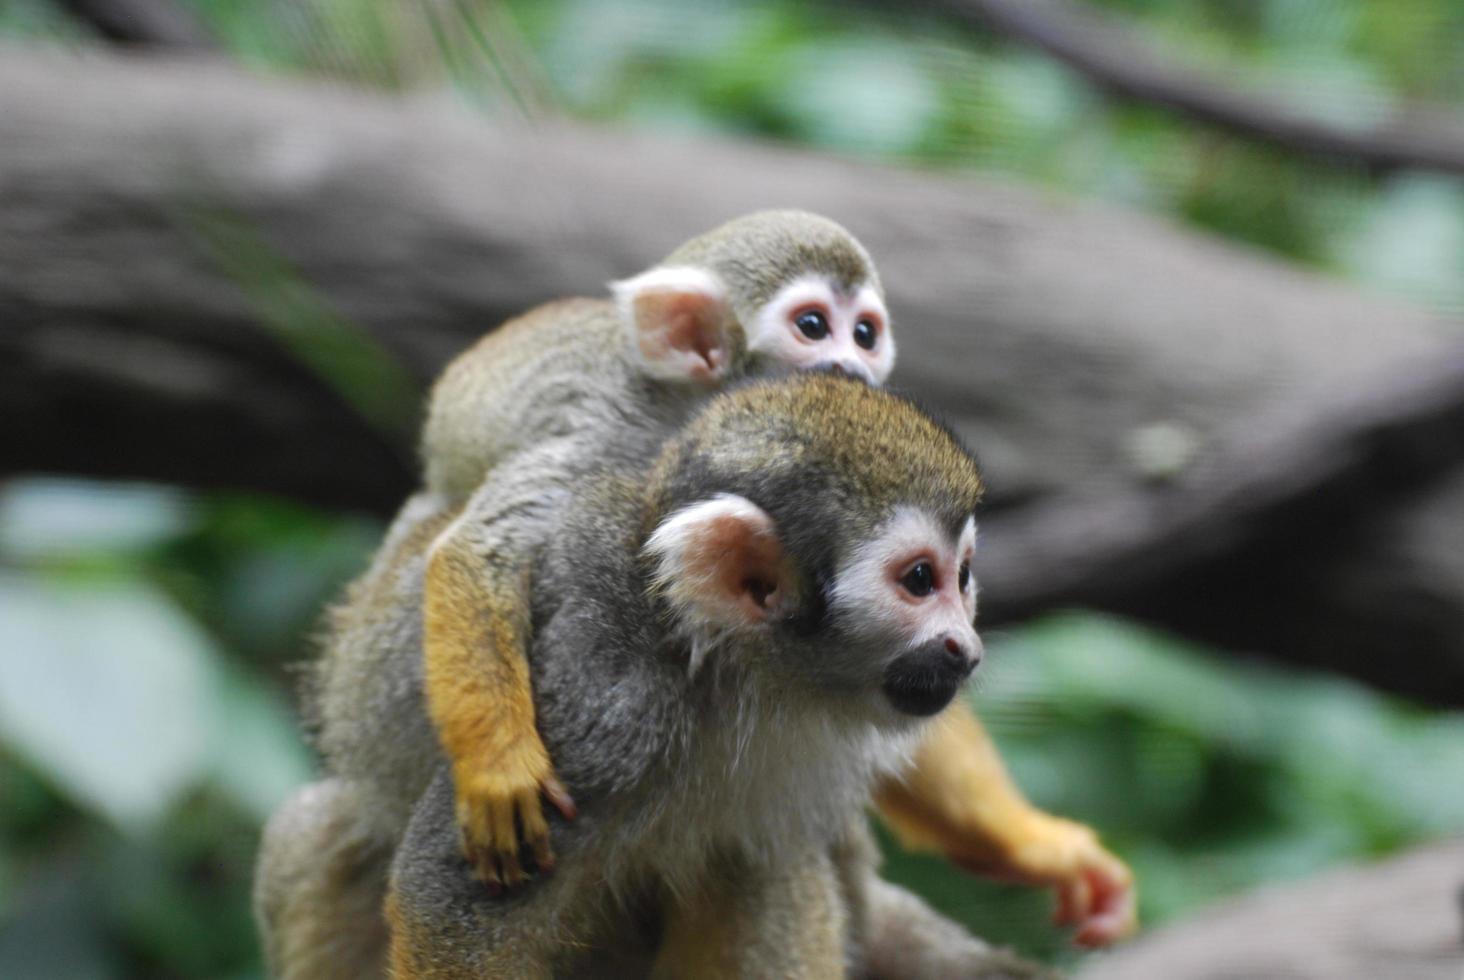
xmin=421 ymin=297 xmax=698 ymax=500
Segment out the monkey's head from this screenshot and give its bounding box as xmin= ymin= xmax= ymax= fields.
xmin=611 ymin=210 xmax=894 ymax=388
xmin=642 ymin=373 xmax=984 ymax=725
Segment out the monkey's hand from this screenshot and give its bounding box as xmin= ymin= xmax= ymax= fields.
xmin=949 ymin=811 xmax=1136 ymax=948
xmin=452 ymin=736 xmax=577 ymax=893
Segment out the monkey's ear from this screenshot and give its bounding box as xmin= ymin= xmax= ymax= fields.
xmin=644 ymin=495 xmax=789 ymax=669
xmin=611 ymin=266 xmax=733 ymax=384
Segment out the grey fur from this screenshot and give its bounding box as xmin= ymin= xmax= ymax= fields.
xmin=260 ymin=215 xmax=885 ymax=977
xmin=261 ymin=376 xmax=1037 ymax=977
xmin=255 ymin=779 xmax=391 ymax=980
xmin=256 ymin=212 xmax=1028 ymax=976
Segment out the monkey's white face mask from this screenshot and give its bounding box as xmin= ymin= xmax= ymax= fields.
xmin=827 ymin=510 xmax=981 ymax=718
xmin=644 ymin=497 xmax=980 ymax=719
xmin=746 ymin=275 xmax=894 ymax=385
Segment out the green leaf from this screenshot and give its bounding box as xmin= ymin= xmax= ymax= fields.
xmin=0 ymin=480 xmax=190 ymax=560
xmin=775 ymin=38 xmax=942 ymax=155
xmin=204 ymin=663 xmax=314 ymax=823
xmin=1336 ymin=175 xmax=1464 ymax=311
xmin=0 ymin=575 xmax=215 ymax=831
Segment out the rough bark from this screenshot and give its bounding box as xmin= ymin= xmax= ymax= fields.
xmin=4 ymin=46 xmax=1464 ymax=701
xmin=1078 ymin=837 xmax=1464 ymax=980
xmin=931 ymin=0 xmax=1464 ymax=175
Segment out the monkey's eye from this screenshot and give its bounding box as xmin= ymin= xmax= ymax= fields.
xmin=900 ymin=562 xmax=935 ymax=597
xmin=794 ymin=310 xmax=830 ymax=341
xmin=958 ymin=562 xmax=971 ymax=592
xmin=854 ymin=318 xmax=877 ymax=350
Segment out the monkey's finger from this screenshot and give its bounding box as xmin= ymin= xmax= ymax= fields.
xmin=1073 ymin=887 xmax=1137 ymax=947
xmin=1053 ymin=874 xmax=1092 ymax=927
xmin=1073 ymin=867 xmax=1137 ymax=947
xmin=457 ymin=798 xmax=506 ymax=891
xmin=479 ymin=869 xmax=505 ymax=898
xmin=1084 ymin=845 xmax=1134 ymax=889
xmin=467 ymin=836 xmax=505 ymax=893
xmin=491 ymin=804 xmax=528 ymax=888
xmin=541 ymin=775 xmax=578 ymax=821
xmin=517 ymin=791 xmax=556 ymax=874
xmin=497 ymin=847 xmax=527 ymax=889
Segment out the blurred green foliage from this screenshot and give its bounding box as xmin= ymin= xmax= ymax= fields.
xmin=3 ymin=0 xmax=1464 ymax=976
xmin=884 ymin=615 xmax=1464 ymax=965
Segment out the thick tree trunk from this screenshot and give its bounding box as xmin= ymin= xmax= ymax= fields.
xmin=4 ymin=46 xmax=1464 ymax=701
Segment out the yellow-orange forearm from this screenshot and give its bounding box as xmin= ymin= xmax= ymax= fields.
xmin=875 ymin=698 xmax=1138 ymax=946
xmin=423 ymin=540 xmax=540 ymax=774
xmin=423 ymin=529 xmax=570 ymax=888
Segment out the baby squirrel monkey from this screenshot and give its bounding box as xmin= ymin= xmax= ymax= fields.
xmin=386 ymin=374 xmax=1043 ymax=979
xmin=413 ymin=210 xmax=1133 ymax=944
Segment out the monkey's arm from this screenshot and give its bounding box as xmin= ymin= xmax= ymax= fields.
xmin=873 ymin=700 xmax=1137 ymax=947
xmin=422 ymin=468 xmax=577 ymax=890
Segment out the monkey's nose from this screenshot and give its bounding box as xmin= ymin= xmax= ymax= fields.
xmin=943 ymin=633 xmax=983 ymax=668
xmin=816 ymin=360 xmax=871 ymax=383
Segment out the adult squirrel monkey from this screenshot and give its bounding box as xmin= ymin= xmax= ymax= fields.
xmin=414 ymin=210 xmax=1133 ymax=943
xmin=257 ymin=212 xmax=1132 ymax=980
xmin=388 ymin=374 xmax=1047 ymax=978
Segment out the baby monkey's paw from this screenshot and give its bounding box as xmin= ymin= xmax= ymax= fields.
xmin=953 ymin=813 xmax=1137 ymax=948
xmin=453 ymin=739 xmax=577 ymax=894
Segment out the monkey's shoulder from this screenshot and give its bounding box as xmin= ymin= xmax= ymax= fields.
xmin=531 ymin=470 xmax=649 ymax=652
xmin=528 ymin=472 xmax=683 ymax=800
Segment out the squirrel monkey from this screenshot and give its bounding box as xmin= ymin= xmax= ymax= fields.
xmin=256 ymin=213 xmax=1130 ymax=979
xmin=414 ymin=210 xmax=894 ymax=889
xmin=390 ymin=374 xmax=1046 ymax=977
xmin=415 ymin=210 xmax=1132 ymax=941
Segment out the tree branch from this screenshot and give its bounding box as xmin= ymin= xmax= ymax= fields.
xmin=5 ymin=46 xmax=1464 ymax=701
xmin=932 ymin=0 xmax=1464 ymax=175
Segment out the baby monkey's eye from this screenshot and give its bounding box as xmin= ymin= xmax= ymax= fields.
xmin=900 ymin=562 xmax=935 ymax=597
xmin=958 ymin=562 xmax=971 ymax=592
xmin=795 ymin=310 xmax=830 ymax=340
xmin=853 ymin=318 xmax=877 ymax=350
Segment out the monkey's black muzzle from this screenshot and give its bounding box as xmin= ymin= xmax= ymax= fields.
xmin=881 ymin=638 xmax=977 ymax=717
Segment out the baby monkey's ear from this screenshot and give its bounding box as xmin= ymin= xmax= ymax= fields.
xmin=612 ymin=266 xmax=733 ymax=383
xmin=644 ymin=495 xmax=790 ymax=671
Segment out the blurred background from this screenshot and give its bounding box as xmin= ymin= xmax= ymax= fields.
xmin=2 ymin=0 xmax=1463 ymax=977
